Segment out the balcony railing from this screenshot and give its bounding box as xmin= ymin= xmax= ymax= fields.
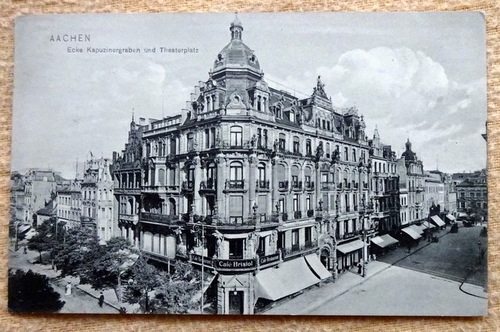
xmin=256 ymin=180 xmax=270 ymax=190
xmin=307 ymin=209 xmax=315 ymax=217
xmin=346 ymin=205 xmax=351 ymax=213
xmin=363 ymin=182 xmax=369 ymax=189
xmin=199 ymin=179 xmax=215 ymax=191
xmin=292 ymin=181 xmax=303 ymax=190
xmin=283 ymin=241 xmax=317 ymax=258
xmin=282 ymin=212 xmax=288 ymax=221
xmin=293 ymin=211 xmax=302 ymax=219
xmin=279 ymin=181 xmax=289 ymax=190
xmin=226 ymin=180 xmax=244 ymax=189
xmin=182 ymin=181 xmax=193 ymax=191
xmin=140 ymin=212 xmax=180 ymax=224
xmin=305 ymin=181 xmax=315 ymax=190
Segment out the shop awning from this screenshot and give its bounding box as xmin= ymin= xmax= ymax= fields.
xmin=401 ymin=227 xmax=422 ymax=240
xmin=409 ymin=225 xmax=424 ymax=235
xmin=337 ymin=239 xmax=364 ymax=254
xmin=371 ymin=235 xmax=399 ymax=248
xmin=255 ymin=257 xmax=320 ymax=301
xmin=446 ymin=214 xmax=456 ymax=221
xmin=430 ymin=215 xmax=446 ymax=227
xmin=191 ymin=271 xmax=217 ymax=303
xmin=18 ymin=224 xmax=31 ymax=234
xmin=380 ymin=234 xmax=399 ymax=247
xmin=304 ymin=254 xmax=331 ymax=280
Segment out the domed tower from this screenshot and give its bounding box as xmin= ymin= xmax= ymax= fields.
xmin=211 ymin=15 xmax=266 ymax=111
xmin=401 ymin=138 xmax=416 ymax=162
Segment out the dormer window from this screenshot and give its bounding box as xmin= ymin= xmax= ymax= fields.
xmin=290 ymin=110 xmax=295 ymax=122
xmin=276 ymin=105 xmax=283 ymax=119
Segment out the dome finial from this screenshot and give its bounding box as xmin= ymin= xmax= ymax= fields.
xmin=230 ymin=13 xmax=243 ymax=40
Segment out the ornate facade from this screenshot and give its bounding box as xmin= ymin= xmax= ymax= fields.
xmin=115 ymin=17 xmax=377 ymax=314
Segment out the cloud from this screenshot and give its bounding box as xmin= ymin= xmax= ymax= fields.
xmin=266 ymin=46 xmax=486 ymax=172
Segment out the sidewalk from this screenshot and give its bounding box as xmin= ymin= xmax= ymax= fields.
xmin=263 ymin=260 xmax=392 ymax=315
xmin=9 ymin=245 xmax=138 ymax=314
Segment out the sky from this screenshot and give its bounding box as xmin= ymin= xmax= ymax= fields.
xmin=12 ymin=12 xmax=487 ymax=178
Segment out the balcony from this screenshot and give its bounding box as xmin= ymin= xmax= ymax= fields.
xmin=256 ymin=180 xmax=270 ymax=190
xmin=282 ymin=241 xmax=317 ymax=259
xmin=293 ymin=211 xmax=302 ymax=219
xmin=225 ymin=180 xmax=245 ymax=190
xmin=363 ymin=182 xmax=369 ymax=189
xmin=337 ymin=183 xmax=343 ymax=190
xmin=140 ymin=212 xmax=180 ymax=225
xmin=210 ymin=215 xmax=280 ymax=229
xmin=307 ymin=209 xmax=315 ymax=217
xmin=199 ymin=179 xmax=215 ymax=193
xmin=119 ymin=213 xmax=139 ymax=224
xmin=278 ymin=181 xmax=289 ymax=190
xmin=305 ymin=181 xmax=315 ymax=190
xmin=321 ymin=182 xmax=336 ymax=190
xmin=292 ymin=181 xmax=303 ymax=191
xmin=181 ymin=181 xmax=194 ymax=192
xmin=282 ymin=212 xmax=288 ymax=221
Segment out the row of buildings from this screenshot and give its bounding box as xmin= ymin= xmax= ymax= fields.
xmin=10 ymin=17 xmax=487 ymax=314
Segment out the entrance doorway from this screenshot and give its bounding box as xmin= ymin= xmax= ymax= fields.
xmin=228 ymin=291 xmax=244 ymax=314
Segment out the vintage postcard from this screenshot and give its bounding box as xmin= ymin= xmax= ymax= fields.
xmin=9 ymin=12 xmax=487 ymax=315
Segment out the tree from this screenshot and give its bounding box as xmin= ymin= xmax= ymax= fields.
xmin=53 ymin=226 xmax=98 ymax=277
xmin=27 ymin=219 xmax=56 ymax=264
xmin=123 ymin=255 xmax=161 ymax=313
xmin=8 ymin=269 xmax=65 ymax=313
xmin=79 ymin=237 xmax=139 ymax=292
xmin=124 ymin=259 xmax=201 ymax=314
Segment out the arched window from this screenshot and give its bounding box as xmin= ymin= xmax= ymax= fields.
xmin=230 ymin=126 xmax=242 ymax=147
xmin=229 ymin=162 xmax=244 ymax=188
xmin=344 ymin=147 xmax=349 ymax=161
xmin=352 ymin=148 xmax=357 ymax=163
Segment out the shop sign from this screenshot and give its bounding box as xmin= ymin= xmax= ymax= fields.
xmin=259 ymin=253 xmax=280 ymax=266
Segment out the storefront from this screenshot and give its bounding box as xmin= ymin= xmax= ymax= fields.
xmin=370 ymin=234 xmax=399 ymax=255
xmin=336 ymin=239 xmax=364 ymax=272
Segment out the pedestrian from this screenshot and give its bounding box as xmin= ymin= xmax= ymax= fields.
xmin=23 ymin=246 xmax=27 ymax=254
xmin=98 ymin=292 xmax=104 ymax=308
xmin=357 ymin=262 xmax=362 ymax=274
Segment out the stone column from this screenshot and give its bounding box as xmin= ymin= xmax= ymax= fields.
xmin=271 ymin=157 xmax=279 ymax=214
xmin=193 ymin=155 xmax=202 ymax=216
xmin=248 ymin=154 xmax=257 ymax=216
xmin=216 ymin=154 xmax=226 ymax=221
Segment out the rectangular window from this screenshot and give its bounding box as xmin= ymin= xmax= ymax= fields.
xmin=187 ymin=133 xmax=194 ymax=151
xmin=229 ymin=239 xmax=244 ymax=259
xmin=306 ymin=194 xmax=311 ymax=211
xmin=205 ymin=129 xmax=210 ymax=148
xmin=263 ymin=129 xmax=268 ymax=148
xmin=278 ymin=197 xmax=285 ymax=213
xmin=230 ymin=127 xmax=242 ymax=147
xmin=292 ymin=229 xmax=299 ymax=246
xmin=293 ymin=194 xmax=300 ymax=212
xmin=293 ymin=137 xmax=300 ymax=154
xmin=306 ymin=140 xmax=312 ymax=156
xmin=305 ymin=227 xmax=312 ymax=243
xmin=279 ymin=133 xmax=286 ymax=151
xmin=344 ymin=147 xmax=349 ymax=161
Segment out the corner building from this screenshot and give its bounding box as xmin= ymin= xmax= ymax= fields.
xmin=121 ymin=17 xmax=377 ymax=314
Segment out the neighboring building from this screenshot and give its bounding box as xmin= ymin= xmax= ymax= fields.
xmin=455 ymin=170 xmax=487 ymax=221
xmin=112 ymin=117 xmax=147 ymax=246
xmin=368 ymin=129 xmax=400 ymax=234
xmin=397 ymin=139 xmax=425 ymax=225
xmin=81 ymin=156 xmax=115 ymax=242
xmin=56 ymin=181 xmax=82 ymax=228
xmin=10 ymin=172 xmax=26 ymax=224
xmin=423 ymin=171 xmax=445 ymax=217
xmin=36 ymin=197 xmax=57 ymax=225
xmin=117 ymin=17 xmax=377 ymax=314
xmin=23 ymin=169 xmax=59 ymax=226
